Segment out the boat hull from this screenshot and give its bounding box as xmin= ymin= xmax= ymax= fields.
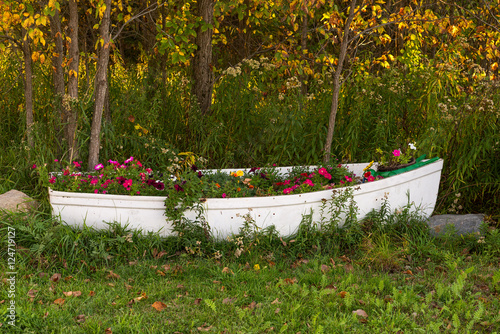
xmin=49 ymin=159 xmax=444 ymax=238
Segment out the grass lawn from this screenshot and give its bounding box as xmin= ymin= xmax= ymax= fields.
xmin=1 ymin=209 xmax=500 ymax=333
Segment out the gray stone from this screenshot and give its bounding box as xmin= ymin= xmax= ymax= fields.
xmin=427 ymin=214 xmax=485 ymax=237
xmin=0 ymin=189 xmax=39 ymax=213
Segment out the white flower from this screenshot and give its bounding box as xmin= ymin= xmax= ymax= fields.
xmin=409 ymin=142 xmax=417 ymax=150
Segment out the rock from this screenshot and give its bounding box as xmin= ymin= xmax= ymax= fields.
xmin=0 ymin=189 xmax=39 ymax=213
xmin=427 ymin=214 xmax=485 ymax=237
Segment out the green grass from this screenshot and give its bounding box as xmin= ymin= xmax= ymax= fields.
xmin=1 ymin=209 xmax=500 ymax=333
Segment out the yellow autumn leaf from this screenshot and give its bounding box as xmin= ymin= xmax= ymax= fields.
xmin=40 ymin=54 xmax=46 ymax=64
xmin=31 ymin=52 xmax=39 ymax=62
xmin=491 ymin=62 xmax=498 ymax=71
xmin=254 ymin=264 xmax=260 ymax=271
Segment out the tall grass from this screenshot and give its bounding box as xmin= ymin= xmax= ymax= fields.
xmin=0 ymin=53 xmax=498 ymax=217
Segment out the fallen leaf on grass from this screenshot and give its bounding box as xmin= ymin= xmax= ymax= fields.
xmin=157 ymin=270 xmax=165 ymax=276
xmin=106 ymin=271 xmax=120 ymax=280
xmin=89 ymin=291 xmax=95 ymax=296
xmin=222 ymin=267 xmax=232 ymax=274
xmin=105 ymin=328 xmax=112 ymax=334
xmin=222 ymin=297 xmax=236 ymax=304
xmin=353 ymin=309 xmax=368 ymax=318
xmin=339 ymin=291 xmax=348 ymax=298
xmin=283 ymin=277 xmax=297 ymax=285
xmin=271 ymin=298 xmax=281 ymax=305
xmin=344 ymin=263 xmax=354 ymax=272
xmin=63 ymin=291 xmax=73 ymax=297
xmin=197 ymin=324 xmax=213 ymax=331
xmin=275 ymin=308 xmax=280 ymax=314
xmin=134 ymin=292 xmax=147 ymax=302
xmin=27 ymin=289 xmax=38 ymax=298
xmin=321 ymin=264 xmax=331 ymax=273
xmin=50 ymin=273 xmax=61 ymax=283
xmin=151 ymin=301 xmax=167 ymax=311
xmin=75 ymin=314 xmax=86 ymax=323
xmin=194 ymin=298 xmax=202 ymax=305
xmin=53 ymin=298 xmax=65 ymax=305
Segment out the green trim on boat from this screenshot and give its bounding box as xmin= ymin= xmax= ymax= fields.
xmin=369 ymin=155 xmax=440 ymax=178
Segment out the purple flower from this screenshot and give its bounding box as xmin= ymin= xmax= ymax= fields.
xmin=174 ymin=184 xmax=184 ymax=192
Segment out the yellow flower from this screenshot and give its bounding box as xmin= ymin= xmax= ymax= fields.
xmin=233 ymin=170 xmax=244 ymax=177
xmin=253 ymin=264 xmax=260 ymax=271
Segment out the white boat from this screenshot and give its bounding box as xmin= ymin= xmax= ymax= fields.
xmin=49 ymin=159 xmax=444 ymax=238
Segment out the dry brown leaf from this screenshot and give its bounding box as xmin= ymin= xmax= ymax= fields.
xmin=134 ymin=292 xmax=147 ymax=302
xmin=222 ymin=267 xmax=231 ymax=274
xmin=107 ymin=283 xmax=115 ymax=287
xmin=63 ymin=291 xmax=73 ymax=297
xmin=194 ymin=298 xmax=202 ymax=305
xmin=275 ymin=308 xmax=280 ymax=314
xmin=75 ymin=314 xmax=86 ymax=323
xmin=321 ymin=264 xmax=331 ymax=273
xmin=73 ymin=291 xmax=82 ymax=297
xmin=353 ymin=309 xmax=368 ymax=317
xmin=129 ymin=260 xmax=138 ymax=266
xmin=162 ymin=264 xmax=171 ymax=271
xmin=151 ymin=301 xmax=167 ymax=311
xmin=64 ymin=276 xmax=74 ymax=281
xmin=157 ymin=270 xmax=166 ymax=276
xmin=50 ymin=273 xmax=61 ymax=282
xmin=344 ymin=263 xmax=354 ymax=272
xmin=177 ymin=284 xmax=185 ymax=289
xmin=283 ymin=277 xmax=297 ymax=285
xmin=53 ymin=298 xmax=65 ymax=305
xmin=222 ymin=297 xmax=236 ymax=304
xmin=89 ymin=291 xmax=95 ymax=296
xmin=27 ymin=289 xmax=38 ymax=298
xmin=339 ymin=291 xmax=348 ymax=298
xmin=271 ymin=298 xmax=281 ymax=305
xmin=125 ymin=284 xmax=133 ymax=291
xmin=106 ymin=271 xmax=120 ymax=280
xmin=197 ymin=324 xmax=213 ymax=331
xmin=105 ymin=328 xmax=113 ymax=334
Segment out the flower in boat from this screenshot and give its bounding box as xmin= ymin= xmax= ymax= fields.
xmin=318 ymin=167 xmax=332 ymax=180
xmin=303 ymin=179 xmax=314 ymax=187
xmin=363 ymin=161 xmax=374 ymax=172
xmin=174 ymin=184 xmax=184 ymax=192
xmin=230 ymin=170 xmax=244 ymax=177
xmin=409 ymin=142 xmax=417 ymax=150
xmin=392 ymin=149 xmax=401 ymax=157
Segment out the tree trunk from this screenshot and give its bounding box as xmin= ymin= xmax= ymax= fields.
xmin=22 ymin=28 xmax=34 ymax=149
xmin=49 ymin=9 xmax=65 ymax=156
xmin=323 ymin=0 xmax=357 ymax=163
xmin=192 ymin=0 xmax=214 ymax=115
xmin=67 ymin=0 xmax=80 ymax=161
xmin=88 ymin=0 xmax=112 ymax=171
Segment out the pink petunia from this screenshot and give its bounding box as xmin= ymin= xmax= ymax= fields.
xmin=124 ymin=156 xmax=134 ymax=164
xmin=49 ymin=176 xmax=56 ymax=184
xmin=32 ymin=164 xmax=37 ymax=169
xmin=72 ymin=161 xmax=81 ymax=168
xmin=392 ymin=149 xmax=401 ymax=157
xmin=303 ymin=179 xmax=314 ymax=187
xmin=283 ymin=188 xmax=292 ymax=194
xmin=94 ymin=164 xmax=104 ymax=170
xmin=222 ymin=193 xmax=227 ymax=198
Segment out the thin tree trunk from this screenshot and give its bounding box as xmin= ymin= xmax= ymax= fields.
xmin=67 ymin=0 xmax=80 ymax=161
xmin=49 ymin=8 xmax=65 ymax=156
xmin=192 ymin=0 xmax=214 ymax=115
xmin=88 ymin=0 xmax=112 ymax=171
xmin=22 ymin=28 xmax=34 ymax=149
xmin=323 ymin=0 xmax=357 ymax=163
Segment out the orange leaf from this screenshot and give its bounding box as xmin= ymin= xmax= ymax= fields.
xmin=89 ymin=291 xmax=95 ymax=296
xmin=339 ymin=291 xmax=348 ymax=298
xmin=53 ymin=298 xmax=65 ymax=305
xmin=151 ymin=301 xmax=167 ymax=311
xmin=63 ymin=291 xmax=73 ymax=297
